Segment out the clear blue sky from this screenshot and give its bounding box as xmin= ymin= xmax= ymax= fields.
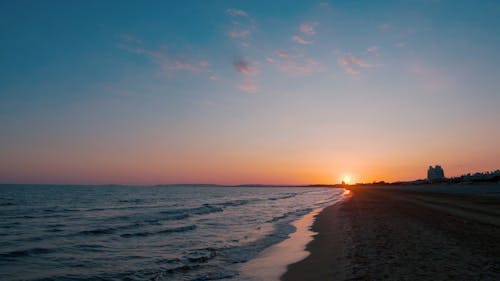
xmin=1 ymin=0 xmax=499 ymax=184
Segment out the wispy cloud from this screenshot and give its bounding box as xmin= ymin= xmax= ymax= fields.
xmin=238 ymin=79 xmax=258 ymax=92
xmin=274 ymin=49 xmax=291 ymax=58
xmin=118 ymin=34 xmax=209 ymax=75
xmin=366 ymin=45 xmax=379 ymax=55
xmin=226 ymin=8 xmax=255 ymax=45
xmin=226 ymin=9 xmax=248 ymax=17
xmin=161 ymin=60 xmax=210 ymax=73
xmin=228 ymin=29 xmax=250 ymax=38
xmin=292 ymin=21 xmax=317 ymax=45
xmin=233 ymin=57 xmax=259 ymax=92
xmin=337 ymin=52 xmax=372 ymax=75
xmin=268 ymin=49 xmax=322 ymax=75
xmin=292 ymin=35 xmax=312 ymax=45
xmin=278 ymin=58 xmax=321 ymax=75
xmin=299 ymin=22 xmax=316 ymax=35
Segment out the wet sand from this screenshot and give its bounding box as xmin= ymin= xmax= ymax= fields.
xmin=241 ymin=208 xmax=323 ymax=281
xmin=282 ymin=185 xmax=500 ymax=281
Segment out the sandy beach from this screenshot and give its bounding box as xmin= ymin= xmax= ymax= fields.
xmin=282 ymin=184 xmax=500 ymax=281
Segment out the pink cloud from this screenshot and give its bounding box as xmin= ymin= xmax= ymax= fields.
xmin=337 ymin=53 xmax=372 ymax=75
xmin=274 ymin=49 xmax=291 ymax=58
xmin=238 ymin=78 xmax=257 ymax=93
xmin=233 ymin=57 xmax=259 ymax=76
xmin=292 ymin=35 xmax=311 ymax=45
xmin=299 ymin=22 xmax=316 ymax=35
xmin=233 ymin=57 xmax=259 ymax=92
xmin=269 ymin=49 xmax=322 ymax=75
xmin=345 ymin=67 xmax=360 ymax=75
xmin=278 ymin=58 xmax=321 ymax=75
xmin=118 ymin=36 xmax=209 ymax=75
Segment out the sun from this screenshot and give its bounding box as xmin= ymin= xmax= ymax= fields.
xmin=342 ymin=176 xmax=351 ymax=185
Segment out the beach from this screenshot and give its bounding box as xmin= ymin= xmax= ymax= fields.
xmin=282 ymin=184 xmax=500 ymax=281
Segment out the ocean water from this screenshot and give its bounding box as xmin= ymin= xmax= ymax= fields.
xmin=0 ymin=185 xmax=343 ymax=281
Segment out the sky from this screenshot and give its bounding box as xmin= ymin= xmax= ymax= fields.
xmin=0 ymin=0 xmax=499 ymax=185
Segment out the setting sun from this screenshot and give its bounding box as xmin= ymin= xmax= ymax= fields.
xmin=342 ymin=176 xmax=351 ymax=185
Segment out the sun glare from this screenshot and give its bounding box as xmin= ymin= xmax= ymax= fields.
xmin=342 ymin=176 xmax=351 ymax=185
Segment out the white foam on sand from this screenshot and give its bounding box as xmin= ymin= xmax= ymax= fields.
xmin=239 ymin=207 xmax=324 ymax=281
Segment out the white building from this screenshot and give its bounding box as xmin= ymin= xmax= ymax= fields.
xmin=427 ymin=165 xmax=445 ymax=182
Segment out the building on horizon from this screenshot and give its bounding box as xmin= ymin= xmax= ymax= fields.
xmin=427 ymin=165 xmax=445 ymax=182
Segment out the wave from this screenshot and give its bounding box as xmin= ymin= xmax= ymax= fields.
xmin=0 ymin=202 xmax=16 ymax=206
xmin=266 ymin=208 xmax=312 ymax=223
xmin=269 ymin=193 xmax=297 ymax=201
xmin=160 ymin=204 xmax=224 ymax=217
xmin=79 ymin=228 xmax=116 ymax=235
xmin=218 ymin=197 xmax=265 ymax=207
xmin=1 ymin=247 xmax=54 ymax=258
xmin=121 ymin=225 xmax=197 ymax=238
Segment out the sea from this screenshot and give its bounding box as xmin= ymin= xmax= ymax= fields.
xmin=0 ymin=185 xmax=343 ymax=281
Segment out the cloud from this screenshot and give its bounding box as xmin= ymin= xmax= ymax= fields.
xmin=337 ymin=53 xmax=372 ymax=75
xmin=268 ymin=49 xmax=322 ymax=75
xmin=299 ymin=22 xmax=316 ymax=35
xmin=226 ymin=8 xmax=255 ymax=43
xmin=118 ymin=35 xmax=209 ymax=75
xmin=274 ymin=49 xmax=291 ymax=58
xmin=228 ymin=29 xmax=250 ymax=38
xmin=238 ymin=78 xmax=257 ymax=92
xmin=292 ymin=35 xmax=312 ymax=45
xmin=366 ymin=46 xmax=379 ymax=55
xmin=345 ymin=67 xmax=360 ymax=76
xmin=233 ymin=57 xmax=259 ymax=76
xmin=226 ymin=9 xmax=248 ymax=17
xmin=161 ymin=60 xmax=209 ymax=73
xmin=233 ymin=57 xmax=259 ymax=92
xmin=278 ymin=58 xmax=321 ymax=75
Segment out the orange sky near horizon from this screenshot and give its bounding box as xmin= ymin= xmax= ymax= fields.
xmin=1 ymin=133 xmax=498 ymax=185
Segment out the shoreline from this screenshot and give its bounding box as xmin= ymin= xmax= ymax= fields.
xmin=282 ymin=184 xmax=500 ymax=281
xmin=240 ymin=190 xmax=348 ymax=281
